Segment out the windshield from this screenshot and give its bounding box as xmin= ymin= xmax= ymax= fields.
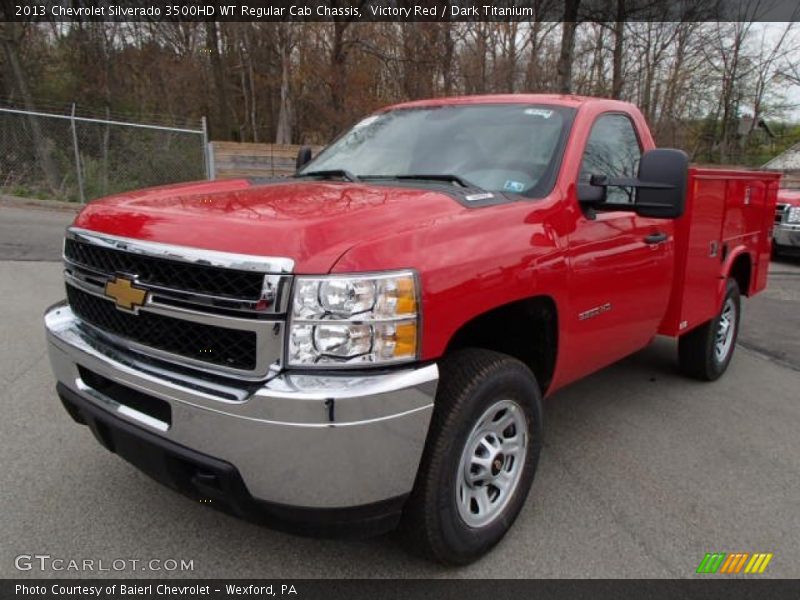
xmin=300 ymin=104 xmax=574 ymax=196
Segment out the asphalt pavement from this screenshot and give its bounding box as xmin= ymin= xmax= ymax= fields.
xmin=1 ymin=200 xmax=799 ymax=578
xmin=0 ymin=199 xmax=78 ymax=261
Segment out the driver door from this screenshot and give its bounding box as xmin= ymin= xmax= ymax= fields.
xmin=564 ymin=113 xmax=674 ymax=379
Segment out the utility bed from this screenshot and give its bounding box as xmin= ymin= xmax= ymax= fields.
xmin=660 ymin=168 xmax=781 ymax=336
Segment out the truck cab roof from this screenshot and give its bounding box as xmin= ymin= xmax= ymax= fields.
xmin=383 ymin=93 xmax=635 ymax=112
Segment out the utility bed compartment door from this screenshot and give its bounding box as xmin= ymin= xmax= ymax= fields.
xmin=724 ymin=177 xmax=773 ymax=295
xmin=661 ymin=175 xmax=726 ymax=335
xmin=682 ymin=178 xmax=726 ymax=330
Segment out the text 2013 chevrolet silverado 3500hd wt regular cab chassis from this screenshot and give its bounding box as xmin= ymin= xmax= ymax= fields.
xmin=45 ymin=95 xmax=780 ymax=564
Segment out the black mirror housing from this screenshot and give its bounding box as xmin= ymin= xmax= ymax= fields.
xmin=296 ymin=146 xmax=313 ymax=171
xmin=577 ymin=183 xmax=606 ymax=204
xmin=577 ymin=149 xmax=688 ymax=220
xmin=634 ymin=148 xmax=688 ymax=219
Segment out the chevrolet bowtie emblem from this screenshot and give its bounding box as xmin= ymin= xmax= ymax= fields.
xmin=104 ymin=276 xmax=147 ymax=312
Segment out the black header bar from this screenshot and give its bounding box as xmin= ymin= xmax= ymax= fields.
xmin=4 ymin=579 xmax=800 ymax=600
xmin=3 ymin=0 xmax=800 ymax=22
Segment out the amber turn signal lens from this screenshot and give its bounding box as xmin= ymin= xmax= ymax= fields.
xmin=395 ymin=277 xmax=417 ymax=315
xmin=393 ymin=322 xmax=418 ymax=358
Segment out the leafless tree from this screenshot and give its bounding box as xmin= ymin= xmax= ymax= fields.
xmin=0 ymin=21 xmax=61 ymax=192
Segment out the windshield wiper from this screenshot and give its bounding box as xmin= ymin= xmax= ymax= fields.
xmin=362 ymin=174 xmax=478 ymax=188
xmin=299 ymin=169 xmax=360 ymax=182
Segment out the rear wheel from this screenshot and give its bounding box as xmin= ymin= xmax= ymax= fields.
xmin=401 ymin=349 xmax=543 ymax=565
xmin=678 ymin=278 xmax=741 ymax=381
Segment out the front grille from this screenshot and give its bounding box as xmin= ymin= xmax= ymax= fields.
xmin=775 ymin=203 xmax=787 ymax=224
xmin=67 ymin=285 xmax=257 ymax=371
xmin=64 ymin=238 xmax=265 ymax=300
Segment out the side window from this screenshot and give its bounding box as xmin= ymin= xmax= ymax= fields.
xmin=579 ymin=114 xmax=642 ymax=204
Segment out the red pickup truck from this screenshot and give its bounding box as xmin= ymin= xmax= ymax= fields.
xmin=45 ymin=95 xmax=779 ymax=564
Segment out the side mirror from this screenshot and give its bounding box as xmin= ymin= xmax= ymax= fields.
xmin=577 ymin=149 xmax=688 ymax=219
xmin=634 ymin=148 xmax=688 ymax=219
xmin=296 ymin=146 xmax=313 ymax=171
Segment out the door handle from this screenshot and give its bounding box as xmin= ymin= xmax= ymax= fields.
xmin=644 ymin=232 xmax=668 ymax=244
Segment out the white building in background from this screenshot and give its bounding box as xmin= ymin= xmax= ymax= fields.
xmin=764 ymin=142 xmax=800 ymax=189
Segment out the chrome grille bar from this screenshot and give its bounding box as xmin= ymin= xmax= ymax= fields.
xmin=65 ymin=228 xmax=294 ymax=315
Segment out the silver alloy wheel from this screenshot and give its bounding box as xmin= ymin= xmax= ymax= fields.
xmin=456 ymin=399 xmax=528 ymax=528
xmin=714 ymin=297 xmax=736 ymax=363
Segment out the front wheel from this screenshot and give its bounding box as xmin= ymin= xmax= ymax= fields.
xmin=678 ymin=278 xmax=741 ymax=381
xmin=401 ymin=349 xmax=543 ymax=565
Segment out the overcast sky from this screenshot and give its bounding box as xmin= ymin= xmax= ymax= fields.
xmin=754 ymin=22 xmax=800 ymax=121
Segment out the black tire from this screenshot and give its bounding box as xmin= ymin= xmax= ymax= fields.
xmin=401 ymin=349 xmax=543 ymax=565
xmin=678 ymin=278 xmax=741 ymax=381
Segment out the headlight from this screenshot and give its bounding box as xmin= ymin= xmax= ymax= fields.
xmin=787 ymin=206 xmax=800 ymax=224
xmin=288 ymin=271 xmax=419 ymax=367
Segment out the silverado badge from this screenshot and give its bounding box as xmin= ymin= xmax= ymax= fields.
xmin=104 ymin=276 xmax=147 ymax=312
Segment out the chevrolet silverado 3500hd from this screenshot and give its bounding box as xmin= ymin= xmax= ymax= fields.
xmin=44 ymin=95 xmax=780 ymax=564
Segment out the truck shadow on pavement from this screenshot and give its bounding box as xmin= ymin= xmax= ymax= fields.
xmin=59 ymin=338 xmax=707 ymax=577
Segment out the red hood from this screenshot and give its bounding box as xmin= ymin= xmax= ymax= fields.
xmin=73 ymin=179 xmax=464 ymax=273
xmin=778 ymin=190 xmax=800 ymax=207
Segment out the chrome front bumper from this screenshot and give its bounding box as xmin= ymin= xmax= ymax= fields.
xmin=774 ymin=223 xmax=800 ymax=249
xmin=45 ymin=303 xmax=437 ymax=509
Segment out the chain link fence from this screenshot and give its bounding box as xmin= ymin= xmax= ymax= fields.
xmin=0 ymin=106 xmax=209 ymax=203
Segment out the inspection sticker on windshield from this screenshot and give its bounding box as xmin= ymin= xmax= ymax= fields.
xmin=465 ymin=192 xmax=495 ymax=202
xmin=503 ymin=180 xmax=526 ymax=193
xmin=524 ymin=108 xmax=553 ymax=118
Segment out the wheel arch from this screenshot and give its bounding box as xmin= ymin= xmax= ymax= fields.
xmin=723 ymin=249 xmax=753 ymax=297
xmin=443 ymin=295 xmax=559 ymax=395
